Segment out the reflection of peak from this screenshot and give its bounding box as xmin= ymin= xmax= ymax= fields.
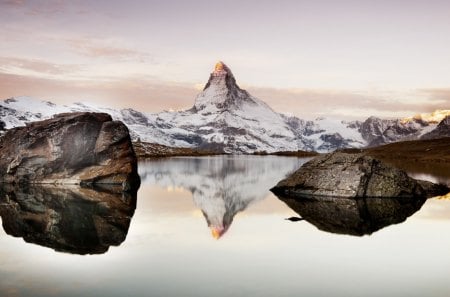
xmin=196 ymin=191 xmax=249 ymax=239
xmin=211 ymin=226 xmax=227 ymax=239
xmin=139 ymin=156 xmax=308 ymax=239
xmin=276 ymin=195 xmax=426 ymax=236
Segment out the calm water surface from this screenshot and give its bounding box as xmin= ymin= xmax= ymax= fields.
xmin=1 ymin=155 xmax=450 ymax=297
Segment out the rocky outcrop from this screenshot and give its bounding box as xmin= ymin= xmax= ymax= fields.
xmin=421 ymin=115 xmax=450 ymax=140
xmin=0 ymin=184 xmax=136 ymax=254
xmin=0 ymin=112 xmax=140 ymax=190
xmin=277 ymin=194 xmax=426 ymax=236
xmin=360 ymin=116 xmax=395 ymax=144
xmin=271 ymin=152 xmax=449 ymax=198
xmin=359 ymin=116 xmax=431 ymax=147
xmin=133 ymin=141 xmax=221 ymax=158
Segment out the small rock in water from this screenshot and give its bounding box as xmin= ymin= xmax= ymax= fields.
xmin=285 ymin=217 xmax=304 ymax=222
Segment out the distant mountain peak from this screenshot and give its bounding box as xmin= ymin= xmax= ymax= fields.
xmin=193 ymin=61 xmax=255 ymax=113
xmin=213 ymin=61 xmax=226 ymax=74
xmin=401 ymin=109 xmax=450 ymax=124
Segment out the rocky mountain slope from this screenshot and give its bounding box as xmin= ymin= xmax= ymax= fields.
xmin=1 ymin=62 xmax=449 ymax=153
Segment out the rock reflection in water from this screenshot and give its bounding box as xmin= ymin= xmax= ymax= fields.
xmin=276 ymin=194 xmax=426 ymax=236
xmin=140 ymin=156 xmax=308 ymax=238
xmin=0 ymin=185 xmax=136 ymax=254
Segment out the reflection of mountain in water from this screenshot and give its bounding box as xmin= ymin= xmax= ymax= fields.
xmin=0 ymin=185 xmax=136 ymax=254
xmin=139 ymin=156 xmax=309 ymax=238
xmin=276 ymin=195 xmax=426 ymax=236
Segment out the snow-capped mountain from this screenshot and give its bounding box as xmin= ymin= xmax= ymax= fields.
xmin=154 ymin=61 xmax=308 ymax=152
xmin=1 ymin=61 xmax=449 ymax=153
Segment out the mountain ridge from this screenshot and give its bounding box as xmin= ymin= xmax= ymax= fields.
xmin=1 ymin=62 xmax=449 ymax=153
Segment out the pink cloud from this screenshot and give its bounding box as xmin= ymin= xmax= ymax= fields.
xmin=65 ymin=37 xmax=151 ymax=62
xmin=0 ymin=56 xmax=83 ymax=75
xmin=0 ymin=69 xmax=447 ymax=119
xmin=0 ymin=72 xmax=196 ymax=112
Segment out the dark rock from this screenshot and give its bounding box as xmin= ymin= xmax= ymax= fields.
xmin=369 ymin=120 xmax=424 ymax=147
xmin=271 ymin=152 xmax=449 ymax=198
xmin=120 ymin=108 xmax=149 ymax=126
xmin=346 ymin=120 xmax=362 ymax=130
xmin=318 ymin=133 xmax=353 ymax=151
xmin=0 ymin=184 xmax=136 ymax=254
xmin=277 ymin=194 xmax=426 ymax=236
xmin=133 ymin=141 xmax=221 ymax=158
xmin=421 ymin=115 xmax=450 ymax=140
xmin=285 ymin=216 xmax=304 ymax=222
xmin=0 ymin=112 xmax=140 ymax=190
xmin=360 ymin=116 xmax=394 ymax=143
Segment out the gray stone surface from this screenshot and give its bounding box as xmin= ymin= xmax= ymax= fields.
xmin=272 ymin=152 xmax=448 ymax=198
xmin=0 ymin=112 xmax=140 ymax=190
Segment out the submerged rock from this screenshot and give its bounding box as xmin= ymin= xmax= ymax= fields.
xmin=0 ymin=184 xmax=136 ymax=254
xmin=271 ymin=152 xmax=448 ymax=198
xmin=277 ymin=194 xmax=426 ymax=236
xmin=0 ymin=112 xmax=140 ymax=191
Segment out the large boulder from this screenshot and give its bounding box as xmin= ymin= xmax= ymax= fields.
xmin=271 ymin=152 xmax=448 ymax=198
xmin=0 ymin=184 xmax=136 ymax=254
xmin=0 ymin=112 xmax=140 ymax=190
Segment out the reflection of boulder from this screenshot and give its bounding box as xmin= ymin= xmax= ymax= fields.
xmin=0 ymin=185 xmax=136 ymax=254
xmin=276 ymin=194 xmax=426 ymax=236
xmin=140 ymin=156 xmax=308 ymax=238
xmin=272 ymin=152 xmax=448 ymax=198
xmin=0 ymin=112 xmax=140 ymax=190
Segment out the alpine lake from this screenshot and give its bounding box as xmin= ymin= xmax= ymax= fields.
xmin=0 ymin=155 xmax=449 ymax=297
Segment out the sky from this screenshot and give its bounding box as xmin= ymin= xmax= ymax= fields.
xmin=0 ymin=0 xmax=449 ymax=119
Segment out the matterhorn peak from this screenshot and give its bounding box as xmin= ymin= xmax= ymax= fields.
xmin=193 ymin=61 xmax=255 ymax=113
xmin=208 ymin=61 xmax=233 ymax=80
xmin=213 ymin=61 xmax=226 ymax=74
xmin=203 ymin=61 xmax=239 ymax=91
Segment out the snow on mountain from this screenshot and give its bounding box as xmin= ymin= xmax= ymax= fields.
xmin=1 ymin=62 xmax=448 ymax=153
xmin=152 ymin=62 xmax=300 ymax=152
xmin=402 ymin=109 xmax=450 ymax=124
xmin=358 ymin=116 xmax=438 ymax=147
